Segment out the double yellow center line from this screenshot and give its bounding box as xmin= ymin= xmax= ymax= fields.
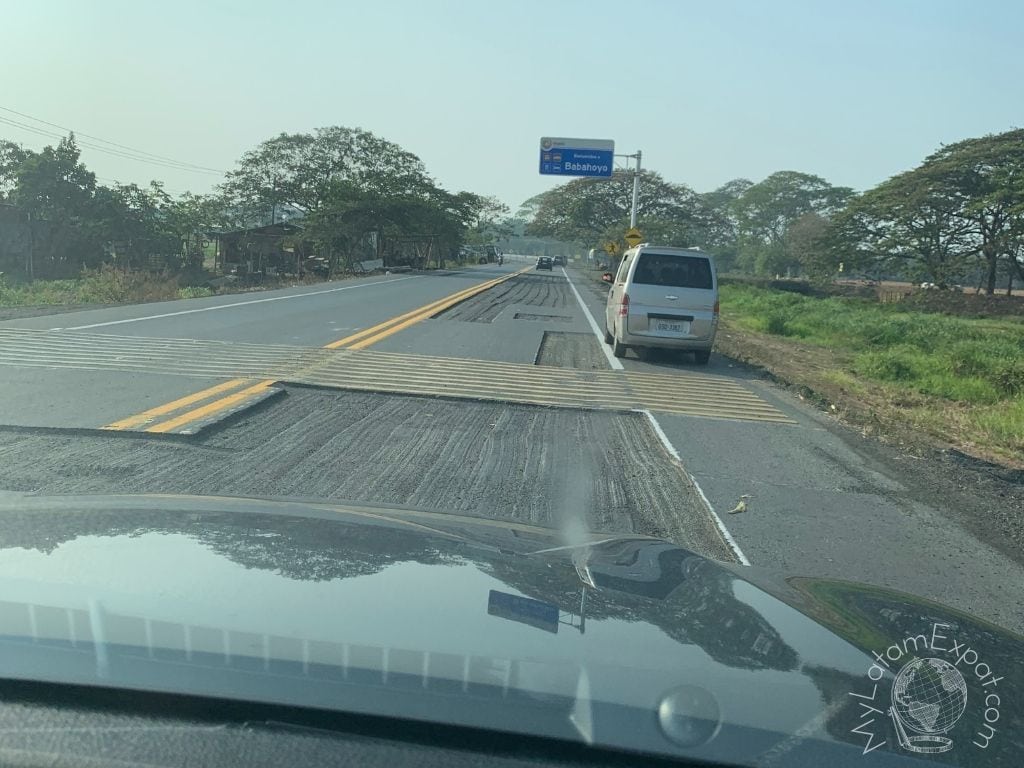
xmin=104 ymin=267 xmax=529 ymax=434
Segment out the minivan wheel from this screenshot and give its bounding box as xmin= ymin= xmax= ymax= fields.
xmin=693 ymin=350 xmax=711 ymax=365
xmin=612 ymin=336 xmax=628 ymax=358
xmin=603 ymin=324 xmax=613 ymax=344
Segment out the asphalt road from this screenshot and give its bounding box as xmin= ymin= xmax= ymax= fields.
xmin=1 ymin=255 xmax=1022 ymax=635
xmin=0 ymin=266 xmax=523 ymax=429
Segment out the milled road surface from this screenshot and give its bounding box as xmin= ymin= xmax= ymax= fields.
xmin=0 ymin=388 xmax=733 ymax=560
xmin=437 ymin=273 xmax=570 ymax=322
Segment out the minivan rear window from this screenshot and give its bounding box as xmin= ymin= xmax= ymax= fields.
xmin=631 ymin=253 xmax=713 ymax=289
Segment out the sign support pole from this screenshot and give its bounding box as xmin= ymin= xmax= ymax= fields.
xmin=630 ymin=150 xmax=642 ymax=229
xmin=615 ymin=150 xmax=643 ymax=229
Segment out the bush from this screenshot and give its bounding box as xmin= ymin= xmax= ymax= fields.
xmin=177 ymin=286 xmax=215 ymax=299
xmin=918 ymin=375 xmax=1001 ymax=404
xmin=992 ymin=361 xmax=1024 ymax=397
xmin=0 ymin=275 xmax=80 ymax=306
xmin=79 ymin=265 xmax=180 ymax=303
xmin=0 ymin=266 xmax=208 ymax=308
xmin=972 ymin=397 xmax=1024 ymax=455
xmin=764 ymin=314 xmax=790 ymax=335
xmin=854 ymin=347 xmax=927 ymax=383
xmin=948 ymin=340 xmax=996 ymax=377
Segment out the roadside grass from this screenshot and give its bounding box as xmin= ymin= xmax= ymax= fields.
xmin=908 ymin=397 xmax=1024 ymax=462
xmin=723 ymin=285 xmax=1024 ymax=403
xmin=0 ymin=267 xmax=216 ymax=307
xmin=719 ymin=284 xmax=1024 ymax=464
xmin=0 ymin=261 xmax=418 ymax=310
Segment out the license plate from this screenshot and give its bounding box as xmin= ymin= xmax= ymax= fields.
xmin=654 ymin=320 xmax=689 ymax=334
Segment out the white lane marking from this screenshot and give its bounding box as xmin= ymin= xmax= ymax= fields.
xmin=561 ymin=267 xmax=750 ymax=566
xmin=53 ymin=275 xmax=422 ymax=331
xmin=561 ymin=267 xmax=622 ymax=371
xmin=640 ymin=409 xmax=751 ymax=566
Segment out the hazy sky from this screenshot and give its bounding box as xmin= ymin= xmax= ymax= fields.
xmin=4 ymin=0 xmax=1021 ymax=208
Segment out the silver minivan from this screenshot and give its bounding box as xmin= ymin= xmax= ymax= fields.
xmin=602 ymin=245 xmax=719 ymax=363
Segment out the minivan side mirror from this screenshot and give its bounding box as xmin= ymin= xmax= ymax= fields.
xmin=601 ymin=273 xmax=613 ymax=283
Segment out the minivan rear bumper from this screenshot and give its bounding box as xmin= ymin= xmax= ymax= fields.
xmin=621 ymin=313 xmax=718 ymax=350
xmin=619 ymin=329 xmax=717 ymax=351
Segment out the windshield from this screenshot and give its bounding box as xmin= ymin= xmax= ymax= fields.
xmin=632 ymin=253 xmax=714 ymax=289
xmin=0 ymin=2 xmax=1022 ymax=767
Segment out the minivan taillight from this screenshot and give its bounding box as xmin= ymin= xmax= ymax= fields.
xmin=713 ymin=299 xmax=720 ymax=315
xmin=618 ymin=293 xmax=630 ymax=317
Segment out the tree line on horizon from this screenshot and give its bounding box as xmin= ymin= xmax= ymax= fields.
xmin=0 ymin=127 xmax=509 ymax=281
xmin=2 ymin=127 xmax=1022 ymax=293
xmin=522 ymin=129 xmax=1024 ymax=295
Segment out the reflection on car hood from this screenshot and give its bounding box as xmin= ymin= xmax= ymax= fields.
xmin=0 ymin=494 xmax=1019 ymax=767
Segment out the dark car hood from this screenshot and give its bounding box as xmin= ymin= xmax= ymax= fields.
xmin=0 ymin=494 xmax=1019 ymax=767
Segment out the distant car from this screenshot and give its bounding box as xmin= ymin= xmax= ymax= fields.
xmin=552 ymin=255 xmax=566 ymax=267
xmin=536 ymin=257 xmax=553 ymax=271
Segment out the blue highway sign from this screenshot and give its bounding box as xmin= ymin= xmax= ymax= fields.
xmin=539 ymin=137 xmax=615 ymax=177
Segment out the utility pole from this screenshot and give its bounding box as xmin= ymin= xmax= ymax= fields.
xmin=26 ymin=210 xmax=34 ymax=281
xmin=270 ymin=176 xmax=278 ymax=225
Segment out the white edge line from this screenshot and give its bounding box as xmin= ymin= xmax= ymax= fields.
xmin=639 ymin=408 xmax=751 ymax=566
xmin=560 ymin=266 xmax=749 ymax=566
xmin=53 ymin=275 xmax=422 ymax=331
xmin=560 ymin=267 xmax=623 ymax=370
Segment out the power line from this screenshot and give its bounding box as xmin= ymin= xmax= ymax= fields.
xmin=0 ymin=115 xmax=225 ymax=176
xmin=95 ymin=176 xmax=193 ymax=196
xmin=0 ymin=118 xmax=206 ymax=196
xmin=0 ymin=116 xmax=224 ymax=180
xmin=0 ymin=104 xmax=225 ymax=173
xmin=0 ymin=106 xmax=226 ymax=176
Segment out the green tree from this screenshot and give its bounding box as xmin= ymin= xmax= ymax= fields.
xmin=829 ymin=166 xmax=976 ymax=287
xmin=456 ymin=193 xmax=510 ymax=245
xmin=1 ymin=134 xmax=239 ymax=279
xmin=95 ymin=182 xmax=177 ymax=268
xmin=829 ymin=130 xmax=1024 ymax=292
xmin=6 ymin=134 xmax=98 ymax=216
xmin=922 ymin=129 xmax=1024 ymax=294
xmin=525 ymin=169 xmax=709 ymax=250
xmin=1 ymin=134 xmax=107 ymax=277
xmin=784 ymin=211 xmax=834 ymax=281
xmin=0 ymin=141 xmax=31 ymax=197
xmin=222 ymin=126 xmax=433 ymax=222
xmin=732 ymin=171 xmax=853 ymax=275
xmin=303 ymin=178 xmax=469 ymax=272
xmin=699 ymin=178 xmax=753 ymax=271
xmin=163 ymin=191 xmax=234 ymax=269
